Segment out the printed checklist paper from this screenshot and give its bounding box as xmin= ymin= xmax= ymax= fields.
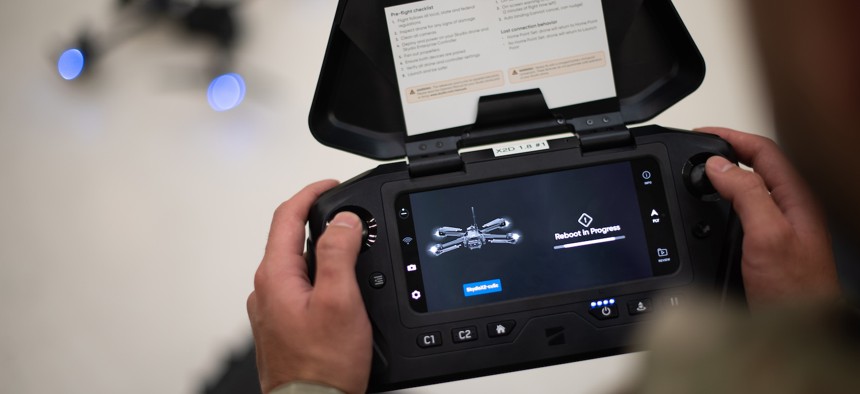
xmin=385 ymin=0 xmax=617 ymax=135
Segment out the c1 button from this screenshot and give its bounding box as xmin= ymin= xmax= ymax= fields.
xmin=417 ymin=332 xmax=442 ymax=348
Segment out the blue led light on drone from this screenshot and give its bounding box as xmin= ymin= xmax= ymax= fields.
xmin=609 ymin=299 xmax=615 ymax=305
xmin=208 ymin=73 xmax=246 ymax=111
xmin=590 ymin=302 xmax=597 ymax=308
xmin=58 ymin=49 xmax=85 ymax=80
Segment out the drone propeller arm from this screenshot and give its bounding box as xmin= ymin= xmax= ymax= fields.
xmin=481 ymin=218 xmax=508 ymax=233
xmin=436 ymin=228 xmax=465 ymax=238
xmin=431 ymin=243 xmax=463 ymax=256
xmin=487 ymin=238 xmax=518 ymax=245
xmin=484 ymin=232 xmax=519 ymax=244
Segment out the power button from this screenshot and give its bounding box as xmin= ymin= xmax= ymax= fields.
xmin=588 ymin=299 xmax=619 ymax=320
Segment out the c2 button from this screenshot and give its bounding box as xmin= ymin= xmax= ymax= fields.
xmin=452 ymin=326 xmax=478 ymax=343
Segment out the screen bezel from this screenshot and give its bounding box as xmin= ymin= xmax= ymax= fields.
xmin=379 ymin=142 xmax=694 ymax=329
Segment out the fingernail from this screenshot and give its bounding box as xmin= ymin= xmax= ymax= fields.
xmin=330 ymin=212 xmax=360 ymax=229
xmin=707 ymin=155 xmax=735 ymax=173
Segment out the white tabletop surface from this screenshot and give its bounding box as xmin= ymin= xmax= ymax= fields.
xmin=0 ymin=1 xmax=772 ymax=393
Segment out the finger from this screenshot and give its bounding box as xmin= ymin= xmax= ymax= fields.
xmin=706 ymin=155 xmax=791 ymax=233
xmin=246 ymin=291 xmax=257 ymax=322
xmin=695 ymin=127 xmax=800 ymax=190
xmin=310 ymin=212 xmax=364 ymax=307
xmin=697 ymin=127 xmax=821 ymax=228
xmin=260 ymin=180 xmax=339 ymax=279
xmin=266 ymin=179 xmax=339 ymax=259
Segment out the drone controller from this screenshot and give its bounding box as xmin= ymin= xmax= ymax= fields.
xmin=304 ymin=0 xmax=743 ymax=391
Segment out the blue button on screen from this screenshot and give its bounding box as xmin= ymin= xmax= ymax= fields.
xmin=463 ymin=279 xmax=502 ymax=297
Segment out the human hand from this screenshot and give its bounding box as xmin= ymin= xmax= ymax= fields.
xmin=698 ymin=127 xmax=841 ymax=308
xmin=247 ymin=180 xmax=372 ymax=394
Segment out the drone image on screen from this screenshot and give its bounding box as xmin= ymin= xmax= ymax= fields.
xmin=428 ymin=207 xmax=520 ymax=257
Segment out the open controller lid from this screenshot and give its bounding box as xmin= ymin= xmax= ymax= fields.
xmin=309 ymin=0 xmax=705 ymax=161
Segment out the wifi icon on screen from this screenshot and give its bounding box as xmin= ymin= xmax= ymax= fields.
xmin=402 ymin=237 xmax=414 ymax=245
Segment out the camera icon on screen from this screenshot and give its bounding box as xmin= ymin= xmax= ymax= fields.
xmin=407 ymin=264 xmax=417 ymax=272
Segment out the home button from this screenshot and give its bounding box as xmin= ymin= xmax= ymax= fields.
xmin=487 ymin=320 xmax=516 ymax=338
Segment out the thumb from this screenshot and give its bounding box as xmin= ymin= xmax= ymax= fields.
xmin=312 ymin=212 xmax=364 ymax=296
xmin=705 ymin=155 xmax=786 ymax=232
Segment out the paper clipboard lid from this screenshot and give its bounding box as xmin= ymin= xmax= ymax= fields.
xmin=309 ymin=0 xmax=705 ymax=160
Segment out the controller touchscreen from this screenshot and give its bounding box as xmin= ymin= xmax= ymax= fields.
xmin=396 ymin=158 xmax=680 ymax=313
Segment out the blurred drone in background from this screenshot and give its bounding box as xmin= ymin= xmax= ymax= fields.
xmin=57 ymin=0 xmax=247 ymax=111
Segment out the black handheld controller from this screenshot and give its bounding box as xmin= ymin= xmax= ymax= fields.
xmin=306 ymin=126 xmax=741 ymax=391
xmin=303 ymin=0 xmax=744 ymax=391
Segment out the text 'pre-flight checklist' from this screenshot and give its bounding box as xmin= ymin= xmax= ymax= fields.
xmin=385 ymin=0 xmax=617 ymax=135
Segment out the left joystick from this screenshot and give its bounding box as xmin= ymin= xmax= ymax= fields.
xmin=326 ymin=207 xmax=378 ymax=251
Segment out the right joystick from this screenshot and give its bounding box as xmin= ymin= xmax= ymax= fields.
xmin=683 ymin=154 xmax=721 ymax=201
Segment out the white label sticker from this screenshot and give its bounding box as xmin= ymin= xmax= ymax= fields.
xmin=385 ymin=0 xmax=616 ymax=136
xmin=492 ymin=140 xmax=550 ymax=157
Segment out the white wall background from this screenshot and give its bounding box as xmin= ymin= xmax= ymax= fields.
xmin=0 ymin=1 xmax=771 ymax=393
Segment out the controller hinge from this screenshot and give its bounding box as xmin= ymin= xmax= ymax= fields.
xmin=406 ymin=136 xmax=464 ymax=177
xmin=573 ymin=112 xmax=632 ymax=152
xmin=579 ymin=129 xmax=633 ymax=152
